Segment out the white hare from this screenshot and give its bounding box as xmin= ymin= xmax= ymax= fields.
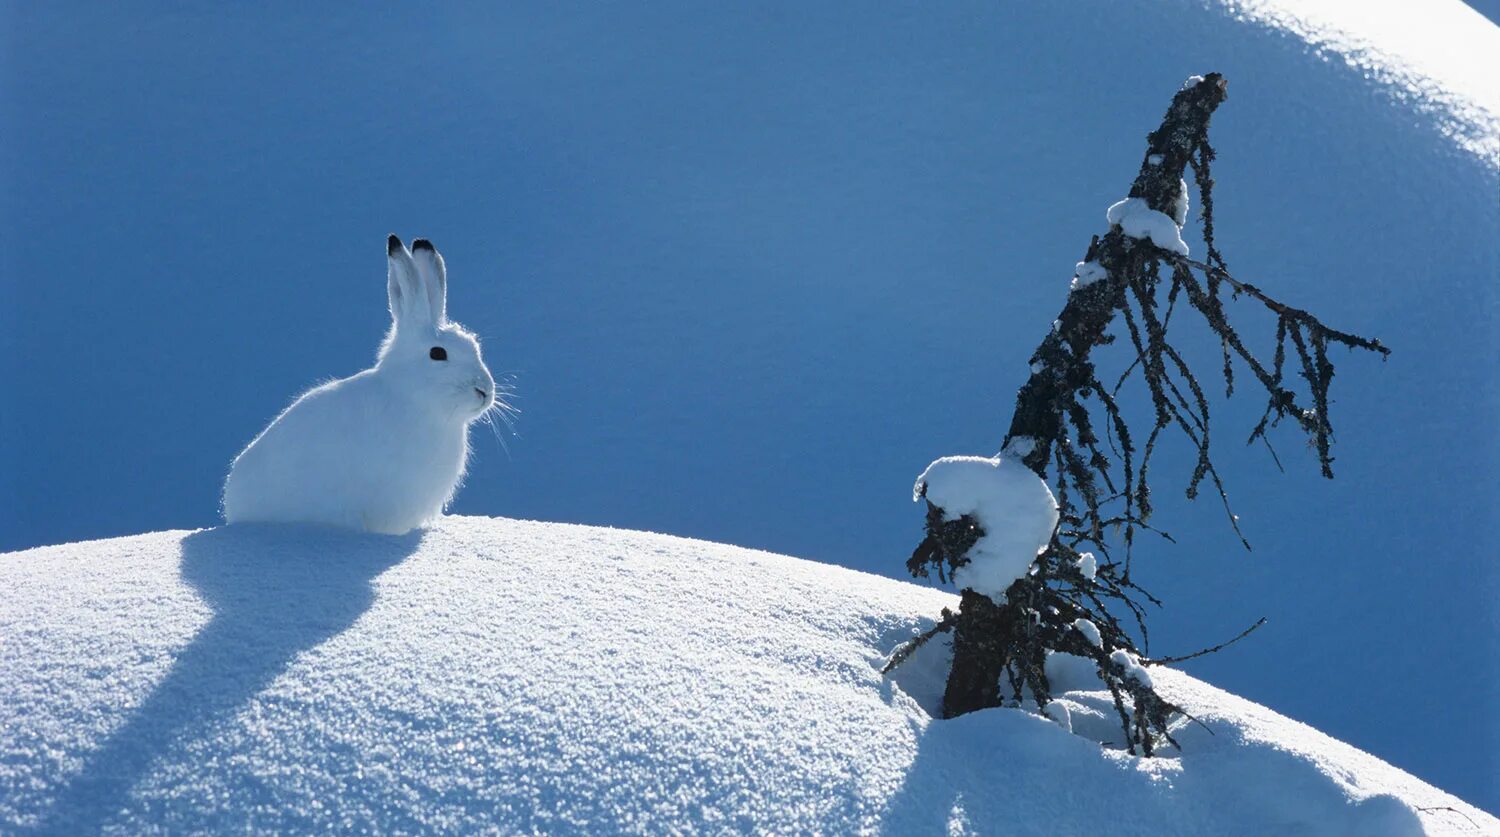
xmin=223 ymin=235 xmax=497 ymax=534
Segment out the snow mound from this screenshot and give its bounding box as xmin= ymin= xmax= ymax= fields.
xmin=915 ymin=456 xmax=1059 ymax=599
xmin=1 ymin=517 xmax=1493 ymax=834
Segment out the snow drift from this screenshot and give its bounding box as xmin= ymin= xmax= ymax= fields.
xmin=1 ymin=517 xmax=1492 ymax=834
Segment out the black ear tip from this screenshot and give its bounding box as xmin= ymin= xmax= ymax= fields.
xmin=387 ymin=234 xmax=403 ymax=254
xmin=412 ymin=238 xmax=435 ymax=252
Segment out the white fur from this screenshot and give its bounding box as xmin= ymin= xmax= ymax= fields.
xmin=223 ymin=236 xmax=496 ymax=535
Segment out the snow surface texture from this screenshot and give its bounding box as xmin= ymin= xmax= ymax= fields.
xmin=914 ymin=456 xmax=1059 ymax=599
xmin=2 ymin=517 xmax=1492 ymax=835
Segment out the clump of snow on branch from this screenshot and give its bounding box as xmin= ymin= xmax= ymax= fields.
xmin=1002 ymin=435 xmax=1039 ymax=459
xmin=1072 ymin=618 xmax=1103 ymax=648
xmin=1110 ymin=649 xmax=1154 ymax=689
xmin=1105 ymin=197 xmax=1189 ymax=256
xmin=914 ymin=455 xmax=1059 ymax=598
xmin=1075 ymin=552 xmax=1097 ymax=581
xmin=1070 ymin=260 xmax=1109 ymax=290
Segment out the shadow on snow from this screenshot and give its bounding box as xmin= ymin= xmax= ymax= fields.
xmin=32 ymin=524 xmax=419 ymax=835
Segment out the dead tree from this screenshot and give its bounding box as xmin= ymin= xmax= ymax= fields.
xmin=891 ymin=74 xmax=1388 ymax=754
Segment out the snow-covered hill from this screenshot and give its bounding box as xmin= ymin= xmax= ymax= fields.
xmin=4 ymin=0 xmax=1499 ymax=812
xmin=1 ymin=517 xmax=1491 ymax=834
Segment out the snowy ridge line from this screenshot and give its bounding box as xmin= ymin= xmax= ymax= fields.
xmin=1218 ymin=0 xmax=1500 ymax=165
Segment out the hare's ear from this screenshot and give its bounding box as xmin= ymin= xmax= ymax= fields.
xmin=386 ymin=234 xmax=430 ymax=327
xmin=410 ymin=238 xmax=448 ymax=325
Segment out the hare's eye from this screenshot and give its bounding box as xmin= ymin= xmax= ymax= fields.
xmin=429 ymin=346 xmax=448 ymax=361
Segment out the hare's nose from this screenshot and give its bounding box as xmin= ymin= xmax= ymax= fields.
xmin=474 ymin=388 xmax=489 ymax=400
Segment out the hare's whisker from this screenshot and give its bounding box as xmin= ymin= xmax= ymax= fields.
xmin=482 ymin=409 xmax=512 ymax=459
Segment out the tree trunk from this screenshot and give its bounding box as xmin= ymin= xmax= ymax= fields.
xmin=941 ymin=590 xmax=1012 ymax=716
xmin=940 ymin=73 xmax=1229 ymax=719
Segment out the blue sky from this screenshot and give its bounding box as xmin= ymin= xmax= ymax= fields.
xmin=3 ymin=1 xmax=1496 ymax=812
xmin=1467 ymin=0 xmax=1500 ymax=25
